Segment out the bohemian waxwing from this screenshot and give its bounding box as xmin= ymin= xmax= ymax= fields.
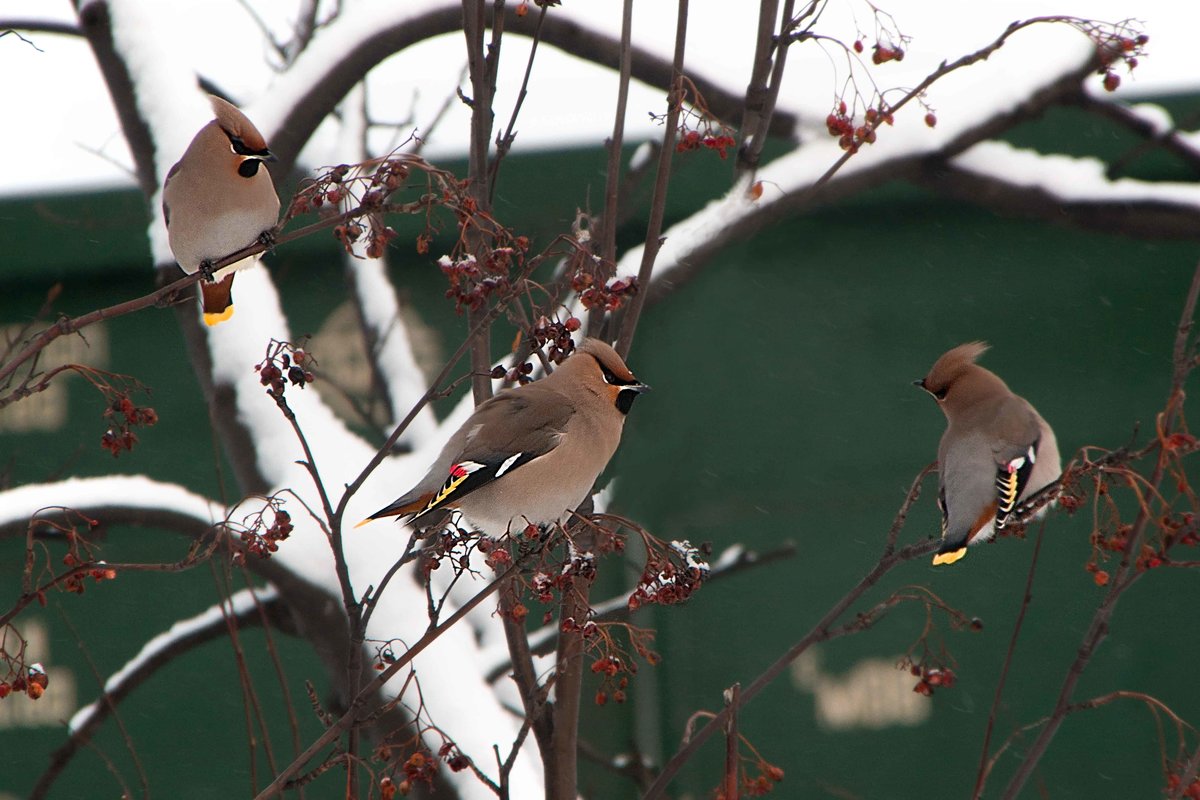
xmin=358 ymin=338 xmax=649 ymax=535
xmin=915 ymin=342 xmax=1061 ymax=566
xmin=162 ymin=95 xmax=280 ymax=326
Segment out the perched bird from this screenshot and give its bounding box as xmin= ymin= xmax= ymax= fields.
xmin=359 ymin=338 xmax=648 ymax=535
xmin=915 ymin=342 xmax=1061 ymax=566
xmin=162 ymin=95 xmax=280 ymax=326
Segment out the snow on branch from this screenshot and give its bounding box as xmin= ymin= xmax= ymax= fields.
xmin=0 ymin=475 xmax=222 ymax=533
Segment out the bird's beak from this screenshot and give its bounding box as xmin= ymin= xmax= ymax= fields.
xmin=630 ymin=383 xmax=650 ymax=394
xmin=262 ymin=150 xmax=278 ymax=163
xmin=912 ymin=379 xmax=926 ymax=389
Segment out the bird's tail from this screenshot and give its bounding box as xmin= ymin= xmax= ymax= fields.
xmin=201 ymin=274 xmax=236 ymax=326
xmin=354 ymin=493 xmax=434 ymax=529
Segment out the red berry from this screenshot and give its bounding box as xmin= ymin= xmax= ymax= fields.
xmin=924 ymin=112 xmax=937 ymax=128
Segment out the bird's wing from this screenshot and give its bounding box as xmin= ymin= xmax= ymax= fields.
xmin=936 ymin=428 xmax=1002 ymax=563
xmin=364 ymin=390 xmax=574 ymax=524
xmin=988 ymin=397 xmax=1044 ymax=530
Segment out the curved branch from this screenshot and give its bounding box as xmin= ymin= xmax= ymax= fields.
xmin=0 ymin=19 xmax=82 ymax=37
xmin=918 ymin=156 xmax=1200 ymax=241
xmin=266 ymin=4 xmax=796 ymax=174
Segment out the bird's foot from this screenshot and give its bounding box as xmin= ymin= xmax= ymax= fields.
xmin=257 ymin=228 xmax=278 ymax=251
xmin=199 ymin=259 xmax=216 ymax=282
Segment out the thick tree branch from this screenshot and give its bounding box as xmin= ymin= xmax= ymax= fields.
xmin=267 ymin=5 xmax=796 ymax=174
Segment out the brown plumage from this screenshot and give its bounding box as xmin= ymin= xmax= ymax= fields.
xmin=358 ymin=339 xmax=648 ymax=535
xmin=162 ymin=95 xmax=280 ymax=326
xmin=915 ymin=342 xmax=1061 ymax=565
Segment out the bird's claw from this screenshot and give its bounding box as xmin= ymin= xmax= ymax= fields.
xmin=257 ymin=228 xmax=278 ymax=250
xmin=199 ymin=259 xmax=215 ymax=282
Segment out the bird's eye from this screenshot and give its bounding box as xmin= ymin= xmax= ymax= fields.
xmin=599 ymin=363 xmax=638 ymax=387
xmin=227 ymin=133 xmax=272 ymax=159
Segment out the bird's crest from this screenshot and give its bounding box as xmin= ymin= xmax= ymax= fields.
xmin=920 ymin=341 xmax=989 ymax=397
xmin=209 ymin=95 xmax=270 ymax=153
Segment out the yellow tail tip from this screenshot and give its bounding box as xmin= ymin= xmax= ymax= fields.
xmin=932 ymin=548 xmax=968 ymax=566
xmin=353 ymin=517 xmax=374 ymax=530
xmin=203 ymin=305 xmax=235 ymax=326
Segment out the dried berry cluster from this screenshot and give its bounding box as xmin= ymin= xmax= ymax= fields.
xmin=384 ymin=749 xmax=437 ymax=797
xmin=254 ymin=340 xmax=315 ymax=398
xmin=676 ymin=130 xmax=737 ymax=159
xmin=60 ymin=555 xmax=117 ymax=594
xmin=909 ymin=663 xmax=958 ymax=697
xmin=1166 ymin=771 xmax=1200 ymax=800
xmin=628 ymin=539 xmax=711 ymax=609
xmin=0 ymin=662 xmax=49 ymax=701
xmin=654 ymin=86 xmax=738 ymax=161
xmin=715 ymin=761 xmax=786 ymax=799
xmin=590 ymin=653 xmax=632 ymax=706
xmin=438 ymin=244 xmax=524 ymax=313
xmin=824 ymin=100 xmax=898 ymax=154
xmin=233 ymin=508 xmax=294 ymax=564
xmin=574 ymin=272 xmax=638 ymax=313
xmin=334 ymin=219 xmax=399 ymax=259
xmin=1092 ymin=28 xmax=1149 ymax=92
xmin=437 ymin=741 xmax=471 ymax=774
xmin=417 ymin=523 xmax=504 ymax=582
xmin=290 ymin=158 xmax=410 ymax=216
xmin=100 ymin=392 xmax=158 ymax=458
xmin=530 ymin=314 xmax=580 ymax=364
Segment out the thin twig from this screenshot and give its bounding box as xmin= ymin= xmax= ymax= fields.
xmin=971 ymin=522 xmax=1046 ymax=799
xmin=642 ymin=467 xmax=938 ymax=799
xmin=614 ymin=0 xmax=689 ymax=359
xmin=1001 ymin=257 xmax=1200 ymax=798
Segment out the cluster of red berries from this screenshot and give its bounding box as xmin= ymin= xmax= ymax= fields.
xmin=628 ymin=539 xmax=710 ymax=609
xmin=100 ymin=394 xmax=158 ymax=458
xmin=907 ymin=662 xmax=957 ymax=696
xmin=0 ymin=663 xmax=48 ymax=701
xmin=1166 ymin=771 xmax=1200 ymax=799
xmin=716 ymin=761 xmax=785 ymax=799
xmin=574 ymin=273 xmax=638 ymax=313
xmin=289 ymin=158 xmax=410 ymax=218
xmin=255 ymin=345 xmax=314 ymax=398
xmin=1095 ymin=31 xmax=1149 ymax=93
xmin=381 ymin=749 xmax=437 ymax=797
xmin=490 ymin=360 xmax=535 ymax=386
xmin=591 ymin=655 xmax=631 ymax=705
xmin=438 ymin=251 xmax=514 ymax=313
xmin=477 ymin=536 xmax=513 ymax=571
xmin=333 ymin=220 xmax=399 ymax=260
xmin=561 ymin=616 xmax=600 ymax=639
xmin=676 ymin=130 xmax=737 ymax=159
xmin=824 ymin=100 xmax=896 ymax=155
xmin=233 ymin=508 xmax=293 ymax=564
xmin=60 ymin=554 xmax=117 ymax=594
xmin=533 ymin=315 xmax=581 ymax=365
xmin=438 ymin=741 xmax=471 ymax=773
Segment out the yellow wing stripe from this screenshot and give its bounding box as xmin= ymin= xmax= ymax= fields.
xmin=998 ymin=469 xmax=1020 ymax=513
xmin=423 ymin=470 xmax=471 ymax=514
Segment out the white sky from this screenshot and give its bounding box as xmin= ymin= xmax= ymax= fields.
xmin=2 ymin=0 xmax=1197 ymax=197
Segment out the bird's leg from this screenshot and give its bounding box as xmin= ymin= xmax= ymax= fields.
xmin=199 ymin=259 xmax=215 ymax=282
